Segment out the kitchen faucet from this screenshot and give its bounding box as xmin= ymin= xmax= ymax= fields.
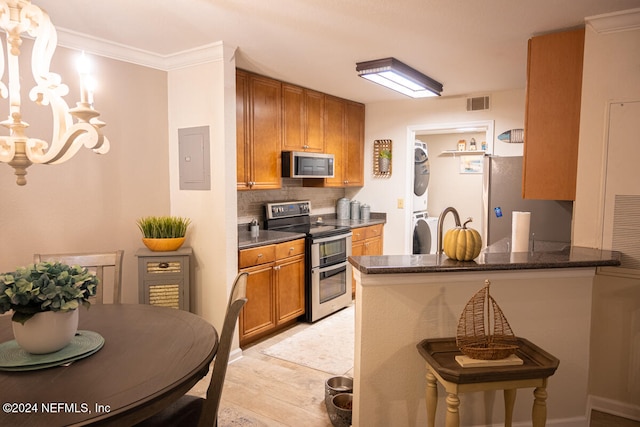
xmin=437 ymin=207 xmax=461 ymax=255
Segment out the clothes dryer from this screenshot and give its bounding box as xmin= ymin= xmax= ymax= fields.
xmin=412 ymin=211 xmax=438 ymax=254
xmin=413 ymin=141 xmax=430 ymax=212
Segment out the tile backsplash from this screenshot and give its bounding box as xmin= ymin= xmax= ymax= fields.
xmin=237 ymin=179 xmax=359 ymax=225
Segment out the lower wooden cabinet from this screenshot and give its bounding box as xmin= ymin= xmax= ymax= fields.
xmin=238 ymin=239 xmax=305 ymax=346
xmin=351 ymin=224 xmax=384 ymax=296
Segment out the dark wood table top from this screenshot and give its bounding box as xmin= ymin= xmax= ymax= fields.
xmin=0 ymin=304 xmax=218 ymax=426
xmin=417 ymin=337 xmax=559 ymax=384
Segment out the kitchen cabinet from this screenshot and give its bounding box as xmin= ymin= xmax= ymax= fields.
xmin=282 ymin=84 xmax=324 ymax=152
xmin=306 ymin=96 xmax=365 ymax=187
xmin=238 ymin=239 xmax=305 ymax=346
xmin=136 ymin=247 xmax=191 ymax=311
xmin=523 ymin=28 xmax=585 ymax=200
xmin=351 ymin=224 xmax=383 ymax=295
xmin=236 ymin=69 xmax=282 ymax=190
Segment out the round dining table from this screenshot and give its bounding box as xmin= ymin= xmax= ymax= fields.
xmin=0 ymin=304 xmax=218 ymax=426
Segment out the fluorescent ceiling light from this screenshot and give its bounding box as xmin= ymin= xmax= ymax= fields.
xmin=356 ymin=57 xmax=443 ymax=98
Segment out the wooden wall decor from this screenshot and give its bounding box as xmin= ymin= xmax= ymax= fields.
xmin=373 ymin=139 xmax=392 ymax=178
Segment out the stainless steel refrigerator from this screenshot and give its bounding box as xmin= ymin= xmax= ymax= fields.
xmin=483 ymin=156 xmax=572 ymax=246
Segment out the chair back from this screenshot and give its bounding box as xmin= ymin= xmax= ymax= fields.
xmin=33 ymin=250 xmax=124 ymax=304
xmin=198 ymin=272 xmax=248 ymax=427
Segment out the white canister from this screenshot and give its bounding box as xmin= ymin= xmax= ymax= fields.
xmin=350 ymin=200 xmax=360 ymax=220
xmin=337 ymin=198 xmax=350 ymax=220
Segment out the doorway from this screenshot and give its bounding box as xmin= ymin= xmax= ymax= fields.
xmin=405 ymin=121 xmax=494 ymax=254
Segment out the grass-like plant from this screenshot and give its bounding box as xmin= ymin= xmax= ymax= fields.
xmin=136 ymin=216 xmax=191 ymax=238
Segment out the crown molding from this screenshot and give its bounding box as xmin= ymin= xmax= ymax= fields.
xmin=54 ymin=28 xmax=231 ymax=71
xmin=586 ymin=7 xmax=640 ymax=34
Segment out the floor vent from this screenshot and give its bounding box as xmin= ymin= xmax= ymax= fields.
xmin=467 ymin=96 xmax=490 ymax=111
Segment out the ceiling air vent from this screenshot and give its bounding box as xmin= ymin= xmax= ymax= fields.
xmin=466 ymin=96 xmax=490 ymax=111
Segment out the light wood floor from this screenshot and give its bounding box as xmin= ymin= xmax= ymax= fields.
xmin=190 ymin=320 xmax=344 ymax=426
xmin=591 ymin=410 xmax=640 ymax=427
xmin=190 ymin=319 xmax=639 ymax=427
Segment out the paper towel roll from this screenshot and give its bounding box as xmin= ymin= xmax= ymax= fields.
xmin=511 ymin=211 xmax=531 ymax=252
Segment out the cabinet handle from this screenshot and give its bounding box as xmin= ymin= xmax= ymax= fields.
xmin=257 ymin=253 xmax=263 ymax=258
xmin=274 ymin=265 xmax=280 ymax=270
xmin=159 ymin=262 xmax=169 ymax=269
xmin=289 ymin=247 xmax=294 ymax=252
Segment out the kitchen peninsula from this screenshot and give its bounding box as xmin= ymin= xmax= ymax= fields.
xmin=348 ymin=244 xmax=620 ymax=427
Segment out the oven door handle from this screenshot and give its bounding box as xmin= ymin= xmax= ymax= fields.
xmin=312 ymin=261 xmax=349 ymax=275
xmin=311 ymin=232 xmax=352 ymax=245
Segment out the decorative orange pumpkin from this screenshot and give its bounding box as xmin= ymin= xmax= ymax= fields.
xmin=443 ymin=218 xmax=482 ymax=261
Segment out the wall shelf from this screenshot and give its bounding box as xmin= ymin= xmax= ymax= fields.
xmin=441 ymin=150 xmax=487 ymax=155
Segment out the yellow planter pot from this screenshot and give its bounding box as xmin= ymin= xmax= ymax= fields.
xmin=142 ymin=237 xmax=185 ymax=252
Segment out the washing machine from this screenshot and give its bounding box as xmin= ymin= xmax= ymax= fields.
xmin=413 ymin=141 xmax=430 ymax=212
xmin=412 ymin=211 xmax=438 ymax=254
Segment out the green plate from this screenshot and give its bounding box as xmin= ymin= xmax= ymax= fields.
xmin=0 ymin=330 xmax=104 ymax=371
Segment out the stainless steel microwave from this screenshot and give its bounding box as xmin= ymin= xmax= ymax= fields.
xmin=282 ymin=151 xmax=335 ymax=178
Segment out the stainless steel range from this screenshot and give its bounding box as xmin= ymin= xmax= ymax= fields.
xmin=264 ymin=201 xmax=352 ymax=322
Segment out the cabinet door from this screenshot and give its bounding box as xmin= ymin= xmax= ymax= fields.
xmin=236 ymin=70 xmax=250 ymax=190
xmin=364 ymin=237 xmax=383 ymax=256
xmin=275 ymin=254 xmax=305 ymax=324
xmin=322 ymin=95 xmax=346 ymax=187
xmin=344 ymin=101 xmax=365 ymax=187
xmin=523 ymin=28 xmax=584 ymax=200
xmin=282 ymin=84 xmax=305 ymax=152
xmin=248 ymin=74 xmax=282 ymax=190
xmin=239 ymin=263 xmax=275 ymax=344
xmin=351 ymin=239 xmax=365 ymax=295
xmin=304 ymin=89 xmax=325 ymax=152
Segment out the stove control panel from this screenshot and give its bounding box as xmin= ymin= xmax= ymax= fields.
xmin=266 ymin=200 xmax=311 ymax=219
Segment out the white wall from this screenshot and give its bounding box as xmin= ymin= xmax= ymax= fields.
xmin=167 ymin=43 xmax=239 ymax=334
xmin=354 ymin=90 xmax=526 ymax=255
xmin=574 ymin=12 xmax=640 ymax=418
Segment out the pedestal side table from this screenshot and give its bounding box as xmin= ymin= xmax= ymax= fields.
xmin=417 ymin=337 xmax=559 ymax=427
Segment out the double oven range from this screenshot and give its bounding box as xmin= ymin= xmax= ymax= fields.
xmin=265 ymin=201 xmax=352 ymax=322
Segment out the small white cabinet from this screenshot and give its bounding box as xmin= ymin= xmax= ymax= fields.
xmin=135 ymin=247 xmax=192 ymax=311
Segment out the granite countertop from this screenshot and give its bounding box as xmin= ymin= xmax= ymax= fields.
xmin=349 ymin=243 xmax=621 ymax=274
xmin=238 ymin=229 xmax=306 ymax=250
xmin=238 ymin=213 xmax=386 ymax=250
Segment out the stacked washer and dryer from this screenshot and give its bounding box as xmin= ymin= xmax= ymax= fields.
xmin=412 ymin=141 xmax=438 ymax=254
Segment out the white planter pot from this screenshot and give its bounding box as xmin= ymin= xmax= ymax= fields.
xmin=12 ymin=310 xmax=79 ymax=354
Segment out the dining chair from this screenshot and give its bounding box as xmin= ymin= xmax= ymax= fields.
xmin=33 ymin=250 xmax=124 ymax=304
xmin=136 ymin=271 xmax=248 ymax=427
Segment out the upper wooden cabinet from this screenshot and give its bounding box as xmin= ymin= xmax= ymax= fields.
xmin=237 ymin=69 xmax=365 ymax=189
xmin=236 ymin=70 xmax=282 ymax=191
xmin=307 ymin=96 xmax=365 ymax=188
xmin=523 ymin=28 xmax=585 ymax=200
xmin=282 ymin=84 xmax=324 ymax=152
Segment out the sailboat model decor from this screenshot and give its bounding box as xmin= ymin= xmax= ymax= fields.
xmin=456 ymin=279 xmax=519 ymax=360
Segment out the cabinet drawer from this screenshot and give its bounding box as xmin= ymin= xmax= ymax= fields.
xmin=276 ymin=239 xmax=305 ymax=259
xmin=239 ymin=245 xmax=276 ymax=268
xmin=144 ymin=260 xmax=184 ymax=275
xmin=365 ymin=224 xmax=383 ymax=239
xmin=351 ymin=227 xmax=366 ymax=242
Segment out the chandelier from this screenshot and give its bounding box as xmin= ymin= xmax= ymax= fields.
xmin=0 ymin=0 xmax=109 ymax=185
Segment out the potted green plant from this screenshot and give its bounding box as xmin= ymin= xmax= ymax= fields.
xmin=137 ymin=215 xmax=192 ymax=252
xmin=378 ymin=149 xmax=391 ymax=173
xmin=0 ymin=262 xmax=98 ymax=353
